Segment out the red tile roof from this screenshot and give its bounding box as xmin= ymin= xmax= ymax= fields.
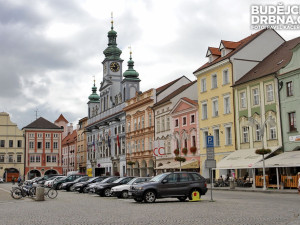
xmin=194 ymin=29 xmax=266 ymax=74
xmin=23 ymin=117 xmax=61 ymax=130
xmin=55 ymin=114 xmax=69 ymax=123
xmin=234 ymin=36 xmax=300 ymax=86
xmin=62 ymin=130 xmax=77 ymax=145
xmin=153 ymin=80 xmax=197 ymax=108
xmin=207 ymin=47 xmax=221 ymax=56
xmin=181 ymin=97 xmax=198 ymax=106
xmin=221 ymin=40 xmax=241 ymax=49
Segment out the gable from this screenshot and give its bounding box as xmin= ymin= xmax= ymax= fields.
xmin=172 ymin=101 xmax=195 ymax=114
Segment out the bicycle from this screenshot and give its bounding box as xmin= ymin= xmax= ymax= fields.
xmin=11 ymin=183 xmax=35 ymax=199
xmin=44 ymin=187 xmax=58 ymax=199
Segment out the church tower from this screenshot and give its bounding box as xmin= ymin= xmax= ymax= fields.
xmin=100 ymin=14 xmax=124 ymax=111
xmin=121 ymin=48 xmax=141 ymax=101
xmin=87 ymin=79 xmax=100 ymax=119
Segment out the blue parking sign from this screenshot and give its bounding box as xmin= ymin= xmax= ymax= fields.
xmin=206 ymin=136 xmax=214 ymax=148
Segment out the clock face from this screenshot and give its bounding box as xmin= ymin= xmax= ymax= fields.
xmin=110 ymin=62 xmax=120 ymax=72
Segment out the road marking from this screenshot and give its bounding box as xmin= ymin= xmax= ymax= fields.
xmin=0 ymin=187 xmax=11 ymax=193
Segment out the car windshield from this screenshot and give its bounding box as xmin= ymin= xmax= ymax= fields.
xmin=112 ymin=178 xmax=124 ymax=183
xmin=127 ymin=178 xmax=139 ymax=185
xmin=73 ymin=177 xmax=82 ymax=182
xmin=46 ymin=176 xmax=57 ymax=181
xmin=87 ymin=177 xmax=97 ymax=182
xmin=150 ymin=174 xmax=166 ymax=182
xmin=55 ymin=177 xmax=65 ymax=181
xmin=100 ymin=177 xmax=111 ymax=183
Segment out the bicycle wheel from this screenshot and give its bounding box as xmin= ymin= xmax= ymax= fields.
xmin=47 ymin=189 xmax=58 ymax=199
xmin=11 ymin=188 xmax=23 ymax=199
xmin=29 ymin=187 xmax=36 ymax=197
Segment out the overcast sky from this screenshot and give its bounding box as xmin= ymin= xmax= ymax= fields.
xmin=1 ymin=0 xmax=299 ymax=129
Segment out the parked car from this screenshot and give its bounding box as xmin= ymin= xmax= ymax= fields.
xmin=129 ymin=172 xmax=207 ymax=203
xmin=87 ymin=177 xmax=119 ymax=193
xmin=53 ymin=174 xmax=87 ymax=190
xmin=37 ymin=174 xmax=63 ymax=185
xmin=44 ymin=176 xmax=66 ymax=187
xmin=96 ymin=177 xmax=135 ymax=197
xmin=73 ymin=176 xmax=108 ymax=193
xmin=111 ymin=177 xmax=151 ymax=198
xmin=61 ymin=176 xmax=90 ymax=191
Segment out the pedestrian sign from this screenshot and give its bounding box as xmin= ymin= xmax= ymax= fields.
xmin=206 ymin=136 xmax=214 ymax=148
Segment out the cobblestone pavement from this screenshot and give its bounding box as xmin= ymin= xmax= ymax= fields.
xmin=0 ymin=183 xmax=299 ymax=225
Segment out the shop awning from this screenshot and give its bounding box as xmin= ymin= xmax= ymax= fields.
xmin=216 ymin=146 xmax=279 ymax=170
xmin=253 ymin=150 xmax=300 ymax=168
xmin=155 ymin=159 xmax=199 ymax=170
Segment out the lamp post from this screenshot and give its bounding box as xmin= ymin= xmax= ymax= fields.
xmin=247 ymin=115 xmax=276 ymax=190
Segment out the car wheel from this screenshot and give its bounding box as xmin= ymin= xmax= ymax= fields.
xmin=121 ymin=191 xmax=128 ymax=199
xmin=83 ymin=187 xmax=88 ymax=193
xmin=133 ymin=198 xmax=143 ymax=202
xmin=66 ymin=186 xmax=70 ymax=192
xmin=57 ymin=184 xmax=62 ymax=190
xmin=178 ymin=196 xmax=187 ymax=202
xmin=144 ymin=190 xmax=156 ymax=203
xmin=70 ymin=186 xmax=75 ymax=192
xmin=104 ymin=188 xmax=111 ymax=197
xmin=189 ymin=189 xmax=201 ymax=200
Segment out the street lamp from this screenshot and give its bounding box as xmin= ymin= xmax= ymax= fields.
xmin=247 ymin=115 xmax=276 ymax=190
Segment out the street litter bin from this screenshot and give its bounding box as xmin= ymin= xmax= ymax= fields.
xmin=230 ymin=180 xmax=235 ymax=189
xmin=35 ymin=187 xmax=44 ymax=201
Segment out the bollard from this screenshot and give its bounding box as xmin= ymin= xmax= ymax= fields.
xmin=35 ymin=187 xmax=45 ymax=201
xmin=230 ymin=180 xmax=235 ymax=189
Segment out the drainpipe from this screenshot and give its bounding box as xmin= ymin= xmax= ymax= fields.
xmin=275 ymin=72 xmax=284 ymax=151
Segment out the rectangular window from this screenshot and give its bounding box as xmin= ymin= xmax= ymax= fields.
xmin=240 ymin=92 xmax=246 ymax=108
xmin=53 ymin=134 xmax=58 ymax=138
xmin=256 ymin=125 xmax=261 ymax=141
xmin=114 ymin=127 xmax=117 ymax=135
xmin=8 ymin=155 xmax=13 ymax=163
xmin=157 ymin=119 xmax=160 ymax=132
xmin=190 ymin=115 xmax=195 ymax=123
xmin=192 ymin=136 xmax=196 ymax=147
xmin=223 ymin=69 xmax=229 ymax=85
xmin=175 ymin=119 xmax=179 ymax=128
xmin=212 ymin=100 xmax=218 ymax=117
xmin=53 ymin=142 xmax=58 ymax=149
xmin=166 ymin=117 xmax=170 ymax=130
xmin=286 ymin=81 xmax=293 ymax=97
xmin=149 ymin=113 xmax=152 ymax=127
xmin=224 ymin=96 xmax=230 ymax=114
xmin=17 ymin=140 xmax=22 ymax=148
xmin=37 ymin=133 xmax=43 ymax=138
xmin=161 ymin=117 xmax=165 ymax=131
xmin=0 ymin=140 xmax=5 ymax=147
xmin=242 ymin=127 xmax=249 ymax=143
xmin=201 ymin=78 xmax=206 ymax=92
xmin=182 ymin=117 xmax=187 ymax=126
xmin=127 ymin=122 xmax=131 ymax=132
xmin=29 ymin=133 xmax=35 ymax=138
xmin=289 ymin=112 xmax=297 ymax=132
xmin=202 ymin=103 xmax=207 ymax=119
xmin=167 ymin=141 xmax=171 ymax=154
xmin=30 ymin=155 xmax=35 ymax=162
xmin=138 ymin=118 xmax=140 ymax=130
xmin=225 ymin=127 xmax=232 ymax=145
xmin=37 ymin=142 xmax=42 ymax=149
xmin=134 ymin=119 xmax=137 ymax=131
xmin=0 ymin=155 xmax=4 ymax=162
xmin=52 ymin=155 xmax=56 ymax=163
xmin=29 ymin=141 xmax=34 ymax=149
xmin=9 ymin=140 xmax=13 ymax=148
xmin=142 ymin=116 xmax=144 ymax=128
xmin=36 ymin=155 xmax=41 ymax=163
xmin=142 ymin=140 xmax=144 ymax=151
xmin=211 ymin=74 xmax=217 ymax=89
xmin=46 ymin=133 xmax=50 ymax=138
xmin=266 ymin=84 xmax=274 ymax=102
xmin=253 ymin=88 xmax=260 ymax=106
xmin=47 ymin=155 xmax=51 ymax=162
xmin=45 ymin=142 xmax=50 ymax=149
xmin=203 ymin=131 xmax=208 ymax=148
xmin=214 ymin=129 xmax=220 ymax=146
xmin=270 ymin=127 xmax=277 ymax=139
xmin=17 ymin=155 xmax=22 ymax=163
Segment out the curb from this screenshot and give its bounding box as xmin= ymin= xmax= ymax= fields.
xmin=212 ymin=188 xmax=298 ymax=195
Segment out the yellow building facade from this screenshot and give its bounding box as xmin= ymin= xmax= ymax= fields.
xmin=195 ymin=61 xmax=235 ymax=178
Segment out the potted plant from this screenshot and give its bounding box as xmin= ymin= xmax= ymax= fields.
xmin=255 ymin=148 xmax=271 ymax=155
xmin=174 ymin=156 xmax=186 ymax=162
xmin=190 ymin=146 xmax=197 ymax=155
xmin=182 ymin=148 xmax=188 ymax=155
xmin=173 ymin=149 xmax=179 ymax=156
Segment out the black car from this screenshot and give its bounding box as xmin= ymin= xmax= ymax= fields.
xmin=37 ymin=174 xmax=63 ymax=185
xmin=129 ymin=172 xmax=207 ymax=203
xmin=88 ymin=177 xmax=119 ymax=194
xmin=61 ymin=176 xmax=90 ymax=191
xmin=73 ymin=176 xmax=108 ymax=193
xmin=53 ymin=174 xmax=87 ymax=190
xmin=95 ymin=177 xmax=135 ymax=197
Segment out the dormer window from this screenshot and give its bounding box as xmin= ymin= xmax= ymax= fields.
xmin=221 ymin=49 xmax=226 ymax=57
xmin=209 ymin=55 xmax=213 ymax=63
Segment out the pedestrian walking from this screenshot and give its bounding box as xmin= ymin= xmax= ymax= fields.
xmin=17 ymin=176 xmax=22 ymax=185
xmin=12 ymin=177 xmax=15 ymax=185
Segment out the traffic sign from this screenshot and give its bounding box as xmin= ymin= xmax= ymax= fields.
xmin=205 ymin=160 xmax=216 ymax=168
xmin=206 ymin=136 xmax=214 ymax=148
xmin=206 ymin=147 xmax=215 ymax=160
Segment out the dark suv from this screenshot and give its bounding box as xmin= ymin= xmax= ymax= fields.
xmin=129 ymin=172 xmax=207 ymax=203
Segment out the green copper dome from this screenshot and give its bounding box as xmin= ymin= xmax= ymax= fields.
xmin=88 ymin=81 xmax=100 ymax=102
xmin=103 ymin=21 xmax=122 ymax=60
xmin=123 ymin=52 xmax=140 ymax=81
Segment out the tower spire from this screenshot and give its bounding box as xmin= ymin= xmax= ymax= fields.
xmin=123 ymin=46 xmax=140 ymax=81
xmin=88 ymin=76 xmax=100 ymax=102
xmin=111 ymin=12 xmax=114 ymax=30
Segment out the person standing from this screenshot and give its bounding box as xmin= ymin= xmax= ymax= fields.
xmin=17 ymin=176 xmax=22 ymax=185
